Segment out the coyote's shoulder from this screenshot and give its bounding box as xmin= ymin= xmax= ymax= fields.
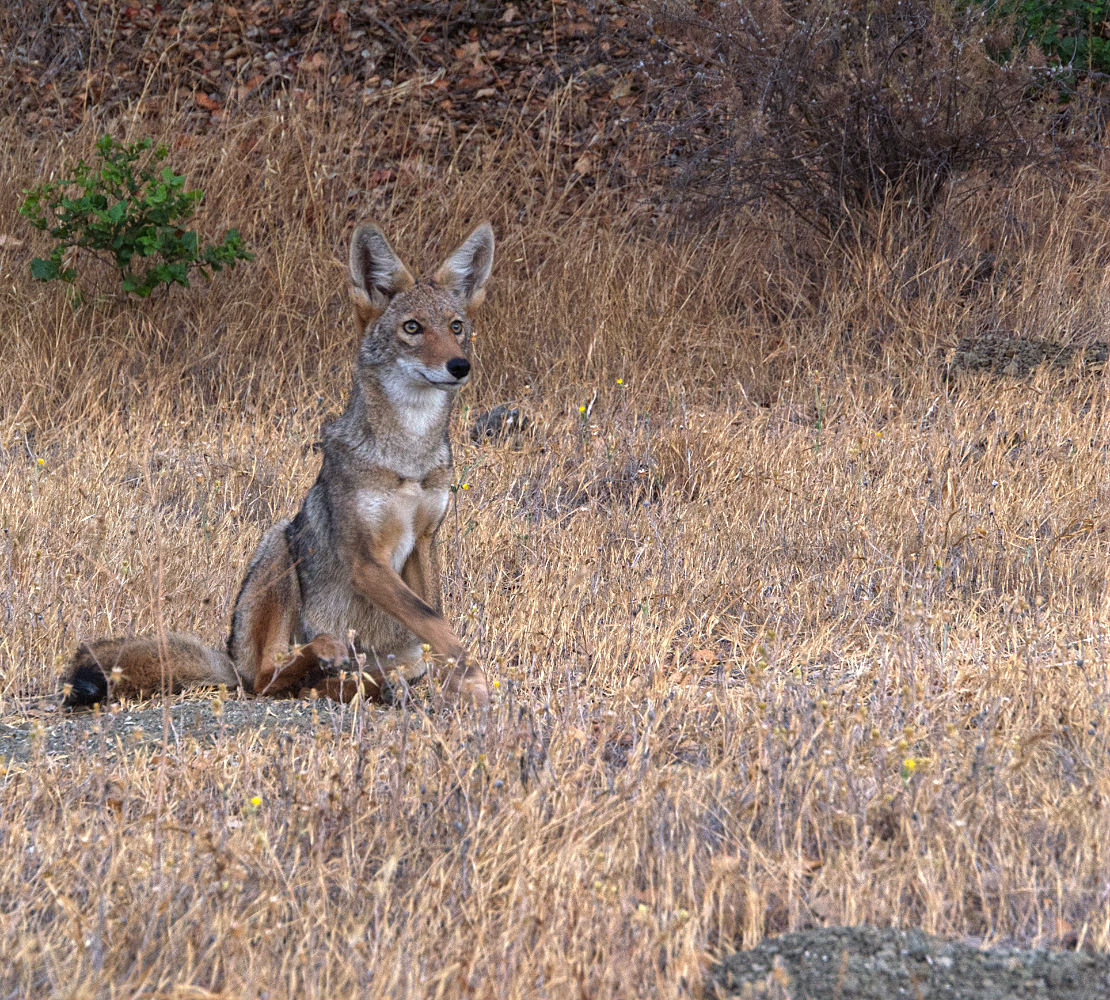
xmin=64 ymin=221 xmax=494 ymax=710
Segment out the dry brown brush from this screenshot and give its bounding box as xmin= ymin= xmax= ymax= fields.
xmin=648 ymin=0 xmax=1093 ymax=236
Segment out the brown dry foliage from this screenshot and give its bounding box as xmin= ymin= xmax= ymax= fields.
xmin=649 ymin=0 xmax=1091 ymax=235
xmin=1 ymin=88 xmax=1110 ymax=998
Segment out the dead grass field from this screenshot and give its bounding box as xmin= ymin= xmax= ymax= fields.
xmin=1 ymin=96 xmax=1110 ymax=998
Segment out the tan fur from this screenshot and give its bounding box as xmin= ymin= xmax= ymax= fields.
xmin=63 ymin=222 xmax=494 ymax=711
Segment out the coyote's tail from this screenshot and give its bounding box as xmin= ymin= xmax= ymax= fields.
xmin=63 ymin=633 xmax=239 ymax=707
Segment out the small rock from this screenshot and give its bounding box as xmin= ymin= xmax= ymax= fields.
xmin=470 ymin=405 xmax=531 ymax=443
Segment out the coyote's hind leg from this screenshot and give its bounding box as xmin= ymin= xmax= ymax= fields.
xmin=265 ymin=634 xmax=393 ymax=702
xmin=229 ymin=522 xmax=390 ymax=701
xmin=228 ymin=521 xmax=307 ymax=695
xmin=296 ymin=642 xmax=395 ymax=704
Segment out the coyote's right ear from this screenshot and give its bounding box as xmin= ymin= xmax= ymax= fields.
xmin=349 ymin=223 xmax=416 ymax=326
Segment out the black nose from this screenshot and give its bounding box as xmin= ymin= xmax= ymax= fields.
xmin=446 ymin=357 xmax=471 ymax=380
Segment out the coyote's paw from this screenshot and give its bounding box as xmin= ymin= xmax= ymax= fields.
xmin=441 ymin=659 xmax=489 ymax=711
xmin=316 ymin=654 xmax=354 ymax=674
xmin=303 ymin=633 xmax=350 ymax=668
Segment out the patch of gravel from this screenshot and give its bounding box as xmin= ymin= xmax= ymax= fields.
xmin=0 ymin=697 xmax=376 ymax=764
xmin=711 ymin=926 xmax=1110 ymax=1000
xmin=945 ymin=334 xmax=1108 ymax=379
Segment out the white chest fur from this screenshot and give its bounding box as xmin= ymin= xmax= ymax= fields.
xmin=380 ymin=370 xmax=451 ymax=440
xmin=358 ymin=483 xmax=450 ymax=572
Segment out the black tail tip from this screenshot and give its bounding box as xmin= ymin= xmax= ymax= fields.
xmin=62 ymin=658 xmax=108 ymax=708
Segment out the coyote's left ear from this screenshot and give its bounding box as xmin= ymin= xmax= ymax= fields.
xmin=349 ymin=223 xmax=416 ymax=326
xmin=433 ymin=222 xmax=495 ymax=313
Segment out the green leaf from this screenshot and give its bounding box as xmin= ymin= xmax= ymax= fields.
xmin=30 ymin=257 xmax=60 ymax=281
xmin=121 ymin=272 xmax=153 ymax=297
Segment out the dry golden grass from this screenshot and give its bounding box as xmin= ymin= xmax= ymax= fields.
xmin=1 ymin=99 xmax=1109 ymax=997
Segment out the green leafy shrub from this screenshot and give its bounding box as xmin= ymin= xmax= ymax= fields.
xmin=19 ymin=135 xmax=253 ymax=298
xmin=998 ymin=0 xmax=1110 ymax=76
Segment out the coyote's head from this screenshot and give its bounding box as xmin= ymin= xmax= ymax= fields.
xmin=348 ymin=222 xmax=494 ymax=398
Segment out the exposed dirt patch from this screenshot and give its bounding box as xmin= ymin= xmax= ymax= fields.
xmin=712 ymin=926 xmax=1110 ymax=1000
xmin=0 ymin=695 xmax=390 ymax=765
xmin=946 ymin=333 xmax=1109 ymax=379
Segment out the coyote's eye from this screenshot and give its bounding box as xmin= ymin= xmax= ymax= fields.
xmin=402 ymin=319 xmax=422 ymax=336
xmin=450 ymin=319 xmax=464 ymax=335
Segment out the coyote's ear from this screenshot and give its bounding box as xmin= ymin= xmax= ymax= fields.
xmin=433 ymin=222 xmax=494 ymax=313
xmin=349 ymin=223 xmax=415 ymax=325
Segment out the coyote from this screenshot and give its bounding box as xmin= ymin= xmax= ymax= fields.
xmin=63 ymin=222 xmax=493 ymax=709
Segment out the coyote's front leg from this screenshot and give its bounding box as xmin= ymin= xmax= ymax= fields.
xmin=352 ymin=546 xmax=488 ymax=709
xmin=401 ymin=530 xmax=488 ymax=705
